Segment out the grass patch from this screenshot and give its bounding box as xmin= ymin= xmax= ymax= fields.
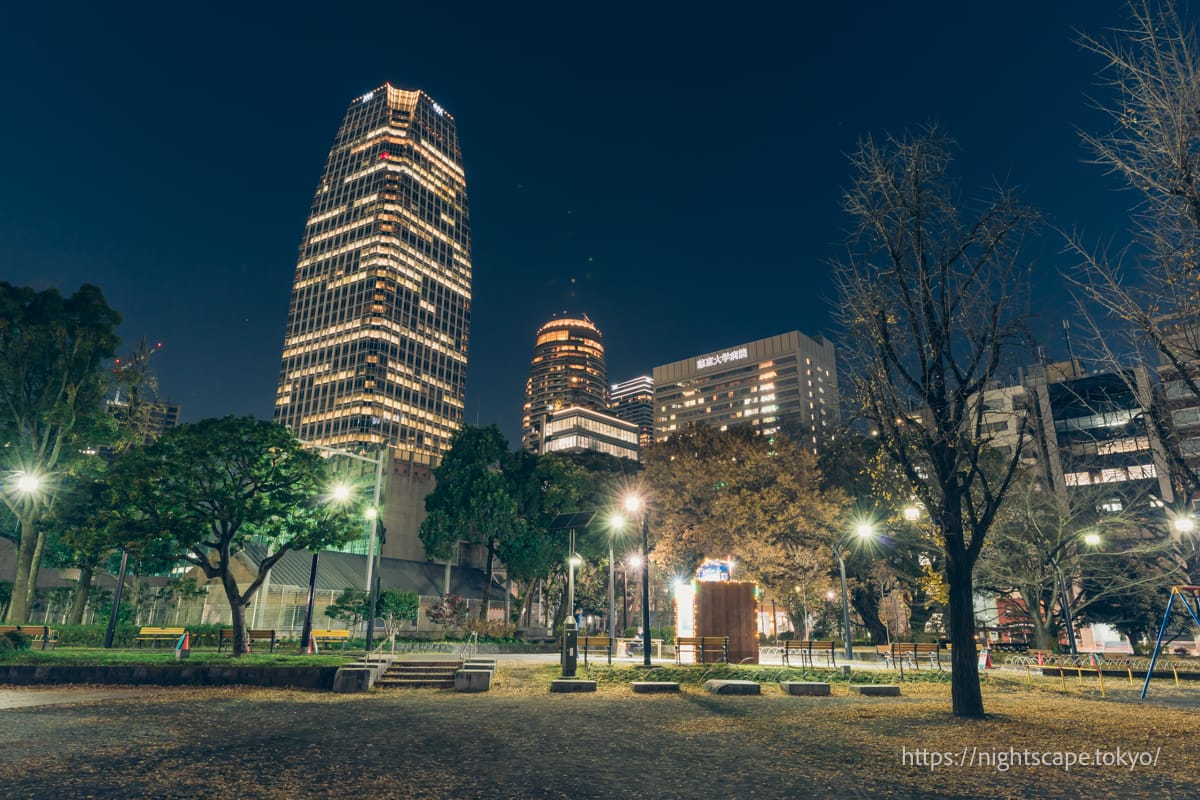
xmin=0 ymin=647 xmax=351 ymax=668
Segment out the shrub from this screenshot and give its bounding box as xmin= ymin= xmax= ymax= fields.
xmin=0 ymin=630 xmax=32 ymax=655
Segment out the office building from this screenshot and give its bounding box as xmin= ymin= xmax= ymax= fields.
xmin=542 ymin=406 xmax=640 ymax=461
xmin=1024 ymin=361 xmax=1172 ymax=510
xmin=653 ymin=331 xmax=839 ymax=446
xmin=609 ymin=375 xmax=654 ymax=448
xmin=274 ymin=84 xmax=471 ymax=460
xmin=522 ymin=314 xmax=607 ymax=452
xmin=271 ymin=85 xmax=471 ymax=566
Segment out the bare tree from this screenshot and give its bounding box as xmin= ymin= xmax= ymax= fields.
xmin=976 ymin=472 xmax=1181 ymax=651
xmin=1070 ymin=0 xmax=1200 ymax=513
xmin=832 ymin=130 xmax=1039 ymax=718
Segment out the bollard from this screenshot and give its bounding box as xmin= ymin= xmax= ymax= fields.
xmin=561 ymin=620 xmax=578 ymax=678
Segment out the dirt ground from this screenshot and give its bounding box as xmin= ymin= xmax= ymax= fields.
xmin=1 ymin=666 xmax=1197 ymax=799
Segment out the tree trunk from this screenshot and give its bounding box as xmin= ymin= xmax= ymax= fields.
xmin=22 ymin=524 xmax=48 ymax=621
xmin=480 ymin=537 xmax=495 ymax=622
xmin=851 ymin=585 xmax=888 ymax=644
xmin=68 ymin=562 xmax=96 ymax=625
xmin=221 ymin=570 xmax=249 ymax=656
xmin=946 ymin=547 xmax=985 ymax=718
xmin=7 ymin=514 xmax=39 ymax=623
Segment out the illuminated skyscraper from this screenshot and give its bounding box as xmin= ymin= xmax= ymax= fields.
xmin=522 ymin=314 xmax=607 ymax=452
xmin=274 ymin=85 xmax=471 ymax=458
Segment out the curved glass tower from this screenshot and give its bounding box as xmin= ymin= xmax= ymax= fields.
xmin=522 ymin=315 xmax=607 ymax=452
xmin=274 ymin=85 xmax=471 ymax=458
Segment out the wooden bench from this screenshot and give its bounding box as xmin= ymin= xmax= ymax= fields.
xmin=618 ymin=637 xmax=664 ymax=658
xmin=579 ymin=635 xmax=612 ymax=665
xmin=782 ymin=640 xmax=837 ymax=668
xmin=309 ymin=629 xmax=350 ymax=651
xmin=0 ymin=624 xmax=59 ymax=651
xmin=675 ymin=635 xmax=729 ymax=664
xmin=217 ymin=628 xmax=277 ymax=653
xmin=876 ymin=642 xmax=941 ymax=671
xmin=135 ymin=626 xmax=186 ymax=648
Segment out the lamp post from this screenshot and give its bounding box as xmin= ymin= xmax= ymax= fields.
xmin=301 ymin=482 xmax=351 ymax=652
xmin=624 ymin=494 xmax=652 ymax=667
xmin=833 ymin=522 xmax=876 ymax=662
xmin=364 ymin=507 xmax=385 ymax=653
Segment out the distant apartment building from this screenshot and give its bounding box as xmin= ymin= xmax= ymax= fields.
xmin=609 ymin=375 xmax=654 ymax=449
xmin=652 ymin=330 xmax=839 ymax=447
xmin=1157 ymin=317 xmax=1200 ymax=498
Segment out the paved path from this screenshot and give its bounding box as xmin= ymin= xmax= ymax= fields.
xmin=0 ymin=686 xmax=173 ymax=709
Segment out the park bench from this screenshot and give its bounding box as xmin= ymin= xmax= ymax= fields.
xmin=876 ymin=642 xmax=941 ymax=671
xmin=217 ymin=628 xmax=277 ymax=653
xmin=782 ymin=639 xmax=837 ymax=668
xmin=579 ymin=635 xmax=612 ymax=665
xmin=0 ymin=624 xmax=59 ymax=651
xmin=619 ymin=637 xmax=663 ymax=658
xmin=675 ymin=635 xmax=729 ymax=664
xmin=310 ymin=629 xmax=351 ymax=651
xmin=135 ymin=626 xmax=186 ymax=648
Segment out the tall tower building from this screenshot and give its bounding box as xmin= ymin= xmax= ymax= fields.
xmin=522 ymin=314 xmax=607 ymax=452
xmin=274 ymin=85 xmax=471 ymax=458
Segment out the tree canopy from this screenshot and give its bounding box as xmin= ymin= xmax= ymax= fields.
xmin=642 ymin=424 xmax=845 ymax=600
xmin=0 ymin=282 xmax=121 ymax=622
xmin=123 ymin=416 xmax=360 ymax=655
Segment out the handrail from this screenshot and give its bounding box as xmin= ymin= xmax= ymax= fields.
xmin=458 ymin=631 xmax=478 ymax=660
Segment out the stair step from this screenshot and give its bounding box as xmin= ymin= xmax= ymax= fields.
xmin=375 ymin=659 xmax=465 ymax=689
xmin=376 ymin=679 xmax=456 ymax=689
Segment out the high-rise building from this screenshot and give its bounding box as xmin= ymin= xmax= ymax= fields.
xmin=274 ymin=85 xmax=471 ymax=459
xmin=522 ymin=314 xmax=607 ymax=452
xmin=609 ymin=375 xmax=654 ymax=448
xmin=653 ymin=330 xmax=839 ymax=447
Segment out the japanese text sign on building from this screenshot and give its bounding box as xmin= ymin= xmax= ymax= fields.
xmin=696 ymin=347 xmax=749 ymax=371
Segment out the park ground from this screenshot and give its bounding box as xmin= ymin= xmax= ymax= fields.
xmin=1 ymin=662 xmax=1198 ymax=799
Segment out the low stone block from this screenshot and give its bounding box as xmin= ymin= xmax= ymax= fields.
xmin=455 ymin=669 xmax=493 ymax=693
xmin=332 ymin=668 xmax=372 ymax=694
xmin=632 ymin=681 xmax=680 ymax=694
xmin=703 ymin=679 xmax=761 ymax=695
xmin=851 ymin=684 xmax=901 ymax=697
xmin=780 ymin=681 xmax=831 ymax=696
xmin=550 ymin=679 xmax=597 ymax=693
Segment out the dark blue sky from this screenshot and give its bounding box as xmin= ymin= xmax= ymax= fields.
xmin=0 ymin=2 xmax=1147 ymax=446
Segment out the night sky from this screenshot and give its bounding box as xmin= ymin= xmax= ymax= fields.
xmin=1 ymin=2 xmax=1149 ymax=446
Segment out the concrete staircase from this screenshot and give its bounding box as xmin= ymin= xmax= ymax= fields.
xmin=375 ymin=659 xmax=464 ymax=690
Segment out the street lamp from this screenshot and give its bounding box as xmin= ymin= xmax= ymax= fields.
xmin=1173 ymin=515 xmax=1195 ymax=535
xmin=607 ymin=512 xmax=628 ymax=662
xmin=300 ymin=482 xmax=352 ymax=653
xmin=15 ymin=473 xmax=40 ymax=494
xmin=833 ymin=521 xmax=875 ymax=661
xmin=364 ymin=506 xmax=386 ymax=653
xmin=624 ymin=493 xmax=652 ymax=666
